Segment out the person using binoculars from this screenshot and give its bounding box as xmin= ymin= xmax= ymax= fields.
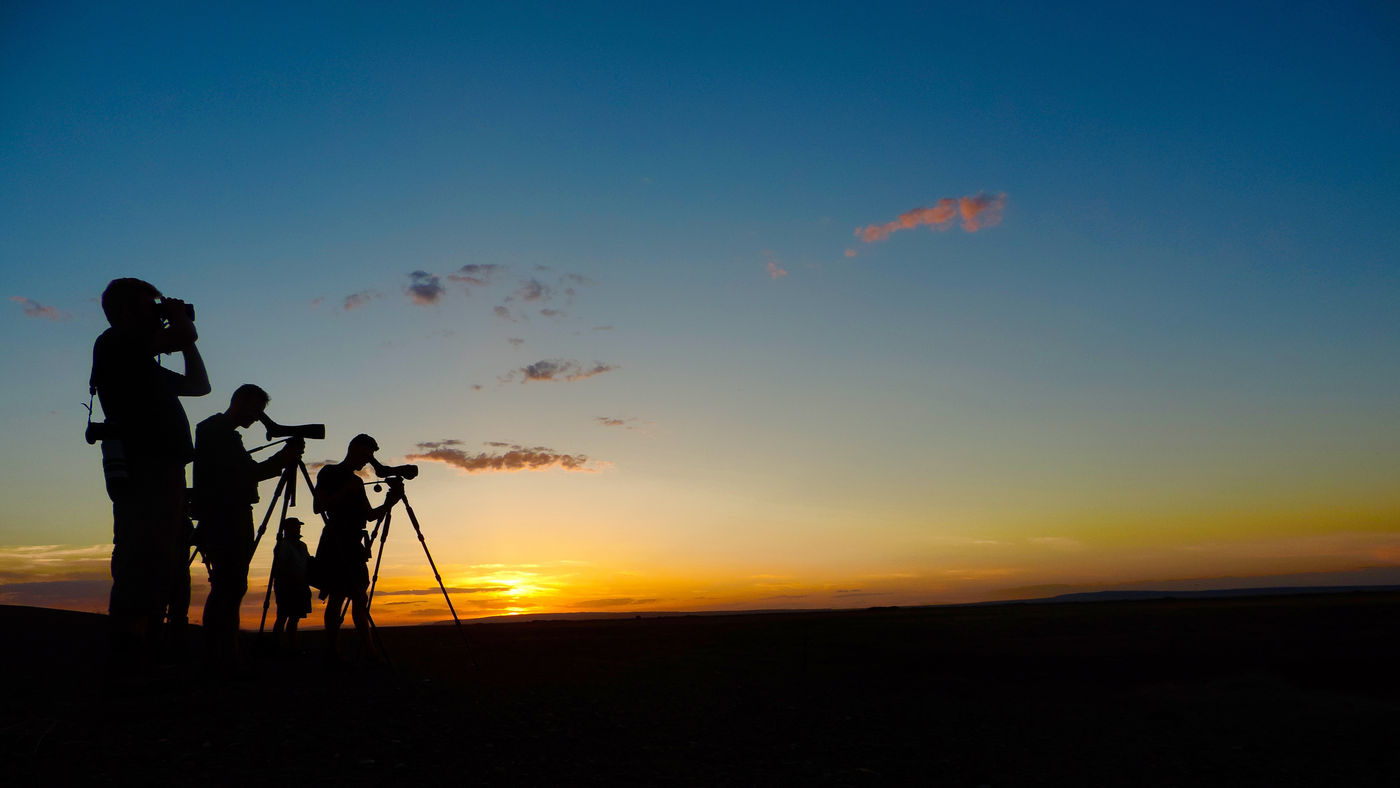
xmin=313 ymin=433 xmax=399 ymax=664
xmin=90 ymin=278 xmax=210 ymax=669
xmin=193 ymin=384 xmax=304 ymax=665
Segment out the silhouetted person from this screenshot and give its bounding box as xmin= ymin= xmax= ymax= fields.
xmin=193 ymin=384 xmax=303 ymax=664
xmin=272 ymin=516 xmax=312 ymax=653
xmin=314 ymin=434 xmax=399 ymax=663
xmin=91 ymin=278 xmax=210 ymax=668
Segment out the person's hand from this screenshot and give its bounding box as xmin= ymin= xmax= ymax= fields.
xmin=287 ymin=436 xmax=306 ymax=459
xmin=159 ymin=298 xmax=198 ymax=346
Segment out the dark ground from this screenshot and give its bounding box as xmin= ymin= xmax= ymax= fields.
xmin=5 ymin=592 xmax=1400 ymax=786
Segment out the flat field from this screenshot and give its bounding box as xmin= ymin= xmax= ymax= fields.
xmin=5 ymin=593 xmax=1400 ymax=785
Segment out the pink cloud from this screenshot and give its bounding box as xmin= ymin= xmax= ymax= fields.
xmin=10 ymin=296 xmax=70 ymax=321
xmin=854 ymin=193 xmax=1005 ymax=243
xmin=406 ymin=441 xmax=599 ymax=474
xmin=766 ymin=261 xmax=788 ymax=279
xmin=958 ymin=193 xmax=1006 ymax=232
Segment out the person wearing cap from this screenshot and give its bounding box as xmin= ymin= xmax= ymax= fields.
xmin=193 ymin=383 xmax=304 ymax=664
xmin=271 ymin=516 xmax=313 ymax=652
xmin=313 ymin=434 xmax=400 ymax=663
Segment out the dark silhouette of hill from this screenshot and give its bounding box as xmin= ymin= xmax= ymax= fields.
xmin=7 ymin=592 xmax=1400 ymax=785
xmin=1021 ymin=584 xmax=1400 ymax=604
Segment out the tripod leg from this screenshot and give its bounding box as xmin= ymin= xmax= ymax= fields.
xmin=249 ymin=469 xmax=291 ymax=557
xmin=257 ymin=467 xmax=296 ymax=638
xmin=367 ymin=509 xmax=391 ymax=609
xmin=398 ymin=494 xmax=472 ymax=654
xmin=363 ymin=606 xmax=391 ymax=667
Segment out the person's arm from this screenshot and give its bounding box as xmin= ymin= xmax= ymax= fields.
xmin=146 ymin=299 xmax=210 ymax=396
xmin=366 ymin=478 xmax=403 ymax=522
xmin=178 ymin=342 xmax=211 ymax=397
xmin=252 ymin=438 xmax=303 ymax=482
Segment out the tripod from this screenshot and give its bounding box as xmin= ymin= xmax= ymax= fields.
xmin=250 ymin=460 xmax=394 ymax=663
xmin=362 ymin=478 xmax=471 ymax=651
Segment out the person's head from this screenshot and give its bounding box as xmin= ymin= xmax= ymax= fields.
xmin=101 ymin=278 xmax=161 ymax=330
xmin=227 ymin=384 xmax=271 ymax=428
xmin=281 ymin=517 xmax=303 ymax=540
xmin=346 ymin=433 xmax=379 ymax=468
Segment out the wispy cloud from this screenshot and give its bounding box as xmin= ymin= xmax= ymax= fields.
xmin=513 ymin=278 xmax=551 ymax=302
xmin=9 ymin=296 xmax=71 ymax=321
xmin=376 ymin=585 xmax=512 ymax=595
xmin=766 ymin=261 xmax=788 ymax=279
xmin=406 ymin=270 xmax=446 ymax=305
xmin=1029 ymin=536 xmax=1085 ymax=552
xmin=406 ymin=440 xmax=602 ymax=473
xmin=957 ymin=192 xmax=1006 ymax=231
xmin=493 ymin=305 xmax=515 ymax=321
xmin=570 ymin=597 xmax=658 ymax=608
xmin=507 ymin=337 xmax=525 ymax=347
xmin=0 ymin=544 xmax=110 ymax=583
xmin=854 ymin=192 xmax=1005 ymax=243
xmin=595 ymin=416 xmax=650 ymax=432
xmin=501 ymin=359 xmax=617 ymax=384
xmin=447 ymin=263 xmax=506 ymax=286
xmin=343 ymin=290 xmax=381 ymax=310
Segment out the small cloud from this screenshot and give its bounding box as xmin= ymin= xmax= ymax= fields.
xmin=596 ymin=417 xmax=627 ymax=427
xmin=310 ymin=297 xmax=324 ymax=308
xmin=766 ymin=261 xmax=788 ymax=279
xmin=447 ymin=263 xmax=506 ymax=286
xmin=844 ymin=249 xmax=858 ymax=258
xmin=514 ymin=278 xmax=551 ymax=302
xmin=501 ymin=359 xmax=618 ymax=384
xmin=9 ymin=296 xmax=71 ymax=321
xmin=592 ymin=325 xmax=613 ymax=331
xmin=471 ymin=384 xmax=483 ymax=391
xmin=540 ymin=308 xmax=563 ymax=318
xmin=416 ymin=439 xmax=464 ymax=449
xmin=406 ymin=270 xmax=446 ymax=305
xmin=854 ymin=193 xmax=1005 ymax=243
xmin=343 ymin=290 xmax=382 ymax=310
xmin=507 ymin=337 xmax=525 ymax=347
xmin=406 ymin=441 xmax=602 ymax=474
xmin=493 ymin=306 xmax=515 ymax=321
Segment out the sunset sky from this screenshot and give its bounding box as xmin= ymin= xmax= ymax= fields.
xmin=3 ymin=2 xmax=1399 ymax=624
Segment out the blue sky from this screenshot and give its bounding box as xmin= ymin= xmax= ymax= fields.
xmin=3 ymin=1 xmax=1399 ymax=618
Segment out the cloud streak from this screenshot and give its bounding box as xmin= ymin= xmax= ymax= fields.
xmin=854 ymin=192 xmax=1005 ymax=243
xmin=406 ymin=440 xmax=601 ymax=474
xmin=343 ymin=290 xmax=381 ymax=310
xmin=10 ymin=296 xmax=71 ymax=321
xmin=501 ymin=359 xmax=617 ymax=384
xmin=447 ymin=263 xmax=505 ymax=286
